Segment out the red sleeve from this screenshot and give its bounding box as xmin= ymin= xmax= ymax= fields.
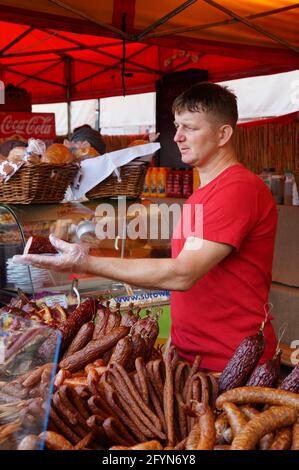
xmin=195 ymin=181 xmax=257 ymax=250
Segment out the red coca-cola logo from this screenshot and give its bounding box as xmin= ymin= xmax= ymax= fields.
xmin=0 ymin=112 xmax=55 ymax=139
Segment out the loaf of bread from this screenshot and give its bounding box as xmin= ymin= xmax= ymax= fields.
xmin=41 ymin=143 xmax=73 ymax=164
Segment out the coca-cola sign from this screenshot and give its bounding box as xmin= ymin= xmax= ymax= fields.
xmin=0 ymin=112 xmax=56 ymax=139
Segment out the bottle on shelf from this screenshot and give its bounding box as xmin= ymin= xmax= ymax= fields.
xmin=166 ymin=168 xmax=174 ymax=197
xmin=284 ymin=170 xmax=294 ymax=206
xmin=142 ymin=167 xmax=152 ymax=197
xmin=259 ymin=167 xmax=275 ymax=191
xmin=150 ymin=167 xmax=158 ymax=197
xmin=172 ymin=168 xmax=183 ymax=198
xmin=271 ymin=174 xmax=284 ymax=205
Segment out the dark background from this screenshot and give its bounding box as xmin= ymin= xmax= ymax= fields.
xmin=155 ymin=69 xmax=208 ymax=169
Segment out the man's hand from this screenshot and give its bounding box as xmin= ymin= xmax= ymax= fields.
xmin=13 ymin=234 xmax=89 ymax=273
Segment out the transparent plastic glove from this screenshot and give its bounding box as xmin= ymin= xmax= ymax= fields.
xmin=12 ymin=234 xmax=90 ymax=273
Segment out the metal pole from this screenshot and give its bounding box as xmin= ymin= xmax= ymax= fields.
xmin=64 ymin=57 xmax=72 ymax=138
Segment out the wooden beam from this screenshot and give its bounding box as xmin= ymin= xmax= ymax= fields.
xmin=145 ymin=3 xmax=299 ymax=39
xmin=203 ymin=0 xmax=299 ymax=54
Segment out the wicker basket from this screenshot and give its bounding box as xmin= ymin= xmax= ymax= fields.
xmin=86 ymin=162 xmax=148 ymax=200
xmin=0 ymin=162 xmax=79 ymax=204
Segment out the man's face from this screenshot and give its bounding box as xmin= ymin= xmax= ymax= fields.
xmin=174 ymin=109 xmax=219 ymax=167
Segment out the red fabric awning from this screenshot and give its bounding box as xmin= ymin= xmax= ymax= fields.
xmin=0 ymin=1 xmax=298 ymax=103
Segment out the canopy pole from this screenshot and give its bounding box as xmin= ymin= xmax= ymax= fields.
xmin=203 ymin=0 xmax=299 ymax=54
xmin=64 ymin=56 xmax=72 ymax=138
xmin=47 ymin=0 xmax=131 ymax=40
xmin=134 ymin=0 xmax=197 ymax=41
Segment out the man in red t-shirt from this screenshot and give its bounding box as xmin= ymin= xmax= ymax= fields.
xmin=14 ymin=83 xmax=278 ymax=372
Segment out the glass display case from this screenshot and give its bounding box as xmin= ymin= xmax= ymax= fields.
xmin=0 ymin=198 xmax=172 ymax=301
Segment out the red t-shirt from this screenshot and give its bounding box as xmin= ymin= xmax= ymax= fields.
xmin=171 ymin=163 xmax=278 ymax=371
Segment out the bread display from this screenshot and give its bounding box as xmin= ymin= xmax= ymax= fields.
xmin=42 ymin=143 xmax=73 ymax=164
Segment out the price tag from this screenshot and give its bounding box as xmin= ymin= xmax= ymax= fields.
xmin=43 ymin=294 xmax=68 ymax=309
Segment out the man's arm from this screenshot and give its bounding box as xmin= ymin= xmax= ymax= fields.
xmin=13 ymin=235 xmax=232 ymax=291
xmin=85 ymin=238 xmax=233 ymax=291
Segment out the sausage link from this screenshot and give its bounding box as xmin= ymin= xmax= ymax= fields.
xmin=92 ymin=306 xmax=109 ymax=339
xmin=68 ymin=387 xmax=91 ymax=420
xmin=49 ymin=407 xmax=80 ymax=445
xmin=59 ymin=385 xmax=90 ymax=431
xmin=147 ymin=380 xmax=167 ymax=432
xmin=152 ymin=359 xmax=165 ymax=401
xmin=63 ymin=322 xmax=94 ymax=358
xmin=112 ymin=363 xmax=164 ymax=432
xmin=175 ymin=393 xmax=188 ymax=440
xmin=39 ymin=431 xmax=73 ymax=450
xmin=186 ymin=423 xmax=200 ymax=450
xmin=107 ymin=368 xmax=162 ymax=440
xmin=60 ymin=326 xmax=129 ymax=372
xmin=73 ymin=432 xmax=94 ymax=450
xmin=174 ymin=362 xmax=190 ymax=395
xmin=207 ymin=373 xmax=219 ymax=410
xmin=215 ymin=413 xmax=229 ymax=445
xmin=174 ymin=437 xmax=187 ymax=450
xmin=231 ymin=406 xmax=297 ymax=450
xmin=270 ymin=427 xmax=292 ymax=450
xmin=102 ymin=380 xmax=148 ymax=442
xmin=163 ymin=348 xmax=175 ymax=447
xmin=102 ymin=416 xmax=136 ymax=446
xmin=86 ymin=414 xmax=108 ymax=444
xmin=193 ymin=402 xmax=216 ymax=450
xmin=128 ymin=441 xmax=163 ymax=450
xmin=146 ymin=361 xmax=162 ymax=405
xmin=239 ymin=405 xmax=274 ymax=450
xmin=182 ymin=355 xmax=201 ymax=402
xmin=135 ymin=357 xmax=149 ymax=405
xmin=291 ymin=422 xmax=299 ymax=450
xmin=222 ymin=402 xmax=248 ymax=437
xmin=216 ymin=386 xmax=299 ymax=411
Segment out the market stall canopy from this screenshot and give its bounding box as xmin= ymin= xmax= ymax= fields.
xmin=0 ymin=0 xmax=298 ymax=103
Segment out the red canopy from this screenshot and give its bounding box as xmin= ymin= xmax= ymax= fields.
xmin=0 ymin=1 xmax=298 ymax=103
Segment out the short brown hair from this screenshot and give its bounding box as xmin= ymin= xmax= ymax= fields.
xmin=172 ymin=82 xmax=238 ymax=128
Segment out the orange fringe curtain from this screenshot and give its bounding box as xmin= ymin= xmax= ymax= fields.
xmin=234 ymin=121 xmax=299 ymax=175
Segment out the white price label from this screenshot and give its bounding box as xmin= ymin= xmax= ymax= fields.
xmin=43 ymin=294 xmax=68 ymax=309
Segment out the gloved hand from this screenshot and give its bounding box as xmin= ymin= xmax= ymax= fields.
xmin=13 ymin=234 xmax=90 ymax=273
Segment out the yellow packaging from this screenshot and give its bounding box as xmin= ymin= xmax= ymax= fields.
xmin=157 ymin=167 xmax=168 ymax=197
xmin=142 ymin=167 xmax=152 ymax=197
xmin=150 ymin=167 xmax=158 ymax=197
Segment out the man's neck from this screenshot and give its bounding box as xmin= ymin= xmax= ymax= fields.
xmin=196 ymin=148 xmax=238 ymax=188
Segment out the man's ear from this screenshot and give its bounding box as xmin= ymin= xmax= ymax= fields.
xmin=218 ymin=124 xmax=234 ymax=147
